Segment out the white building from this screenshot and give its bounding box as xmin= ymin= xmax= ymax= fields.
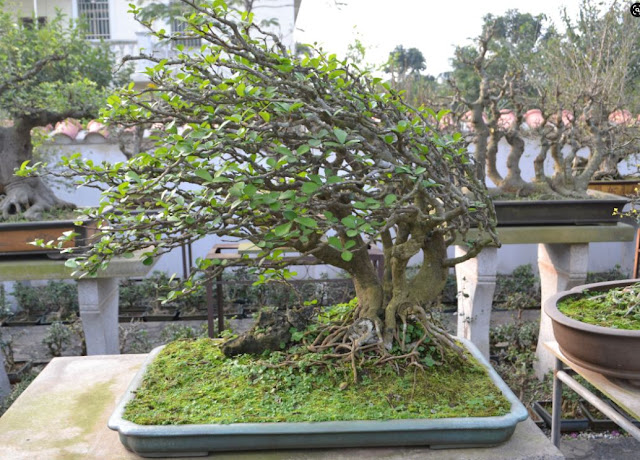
xmin=7 ymin=0 xmax=301 ymax=86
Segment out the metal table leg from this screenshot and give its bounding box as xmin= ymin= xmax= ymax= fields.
xmin=551 ymin=357 xmax=563 ymax=447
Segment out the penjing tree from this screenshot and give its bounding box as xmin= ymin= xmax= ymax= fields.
xmin=0 ymin=6 xmax=121 ymax=219
xmin=53 ymin=0 xmax=498 ymax=369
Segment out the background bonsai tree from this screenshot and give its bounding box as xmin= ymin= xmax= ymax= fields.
xmin=56 ymin=0 xmax=498 ymax=369
xmin=0 ymin=5 xmax=121 ymax=219
xmin=448 ymin=1 xmax=640 ymax=197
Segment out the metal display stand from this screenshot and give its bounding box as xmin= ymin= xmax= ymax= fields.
xmin=544 ymin=341 xmax=640 ymax=447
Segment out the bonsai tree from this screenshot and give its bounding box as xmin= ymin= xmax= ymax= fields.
xmin=449 ymin=2 xmax=640 ymax=196
xmin=532 ymin=1 xmax=640 ymax=188
xmin=53 ymin=0 xmax=498 ymax=370
xmin=0 ymin=6 xmax=120 ymax=219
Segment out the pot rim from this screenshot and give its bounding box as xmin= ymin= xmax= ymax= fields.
xmin=493 ymin=190 xmax=628 ymax=206
xmin=544 ymin=278 xmax=640 ymax=338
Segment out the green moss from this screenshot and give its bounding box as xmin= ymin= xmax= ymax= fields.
xmin=0 ymin=208 xmax=85 ymax=223
xmin=558 ymin=295 xmax=640 ymax=330
xmin=70 ymin=380 xmax=115 ymax=436
xmin=123 ymin=339 xmax=511 ymax=425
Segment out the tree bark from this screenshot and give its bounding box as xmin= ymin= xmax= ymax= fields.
xmin=0 ymin=120 xmax=74 ymax=219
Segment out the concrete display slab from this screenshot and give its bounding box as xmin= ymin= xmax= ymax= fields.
xmin=0 ymin=254 xmax=155 ymax=356
xmin=0 ymin=354 xmax=563 ymax=460
xmin=0 ymin=255 xmax=154 ymax=282
xmin=461 ymin=223 xmax=635 ymax=246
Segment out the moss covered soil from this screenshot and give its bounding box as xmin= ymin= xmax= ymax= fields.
xmin=124 ymin=338 xmax=511 ymax=425
xmin=558 ymin=294 xmax=640 ymax=330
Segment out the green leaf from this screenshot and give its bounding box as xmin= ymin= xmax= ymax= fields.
xmin=295 ymin=217 xmax=318 ymax=228
xmin=283 ymin=210 xmax=297 ymax=220
xmin=384 ymin=194 xmax=397 ymax=206
xmin=341 ymin=215 xmax=357 ymax=228
xmin=274 ymin=222 xmax=292 ymax=237
xmin=341 ymin=251 xmax=353 ymax=262
xmin=64 ymin=259 xmax=78 ymax=269
xmin=328 ymin=236 xmax=342 ymax=249
xmin=195 ymin=168 xmax=213 ymax=182
xmin=333 ymin=128 xmax=348 ymax=144
xmin=259 ymin=111 xmax=271 ymax=122
xmin=126 ymin=171 xmax=141 ymax=183
xmin=301 ymin=182 xmax=319 ymax=194
xmin=297 ymin=144 xmax=310 ymax=155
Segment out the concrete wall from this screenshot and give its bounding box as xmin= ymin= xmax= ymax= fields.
xmin=8 ymin=0 xmax=73 ymax=20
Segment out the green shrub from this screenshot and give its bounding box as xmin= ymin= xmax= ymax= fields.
xmin=42 ymin=321 xmax=72 ymax=357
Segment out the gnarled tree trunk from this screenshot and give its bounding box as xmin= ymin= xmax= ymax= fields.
xmin=0 ymin=119 xmax=74 ymax=219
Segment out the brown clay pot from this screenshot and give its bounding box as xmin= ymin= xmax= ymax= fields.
xmin=544 ymin=279 xmax=640 ymax=383
xmin=588 ymin=179 xmax=640 ymax=197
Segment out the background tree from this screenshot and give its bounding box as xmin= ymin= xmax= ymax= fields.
xmin=385 ymin=45 xmax=426 ymax=81
xmin=384 ymin=45 xmax=449 ymax=111
xmin=448 ymin=2 xmax=640 ymax=195
xmin=54 ymin=0 xmax=498 ymax=369
xmin=0 ymin=6 xmax=121 ymax=219
xmin=532 ymin=0 xmax=640 ymax=187
xmin=448 ymin=10 xmax=552 ymax=190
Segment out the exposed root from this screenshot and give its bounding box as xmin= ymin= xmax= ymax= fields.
xmin=1 ymin=178 xmax=75 ymax=220
xmin=291 ymin=302 xmax=466 ymax=383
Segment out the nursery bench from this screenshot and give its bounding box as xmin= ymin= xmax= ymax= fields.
xmin=545 ymin=341 xmax=640 ymax=447
xmin=204 ymin=242 xmax=384 ymax=336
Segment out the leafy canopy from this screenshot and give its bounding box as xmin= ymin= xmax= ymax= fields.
xmin=0 ymin=5 xmax=120 ymax=122
xmin=56 ymin=0 xmax=497 ymax=285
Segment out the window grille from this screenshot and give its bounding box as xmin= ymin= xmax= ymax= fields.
xmin=20 ymin=17 xmax=46 ymax=29
xmin=171 ymin=17 xmax=201 ymax=48
xmin=78 ymin=0 xmax=110 ymax=39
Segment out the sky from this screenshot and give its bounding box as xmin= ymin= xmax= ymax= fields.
xmin=295 ymin=0 xmax=584 ymax=76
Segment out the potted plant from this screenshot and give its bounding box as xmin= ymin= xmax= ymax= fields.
xmin=48 ymin=0 xmax=532 ymax=454
xmin=447 ymin=4 xmax=637 ymax=224
xmin=0 ymin=209 xmax=97 ymax=257
xmin=544 ymin=279 xmax=640 ymax=383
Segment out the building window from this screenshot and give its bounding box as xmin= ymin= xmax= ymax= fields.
xmin=171 ymin=18 xmax=201 ymax=48
xmin=20 ymin=17 xmax=47 ymax=29
xmin=78 ymin=0 xmax=110 ymax=39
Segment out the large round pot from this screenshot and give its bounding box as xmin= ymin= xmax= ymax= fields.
xmin=544 ymin=279 xmax=640 ymax=382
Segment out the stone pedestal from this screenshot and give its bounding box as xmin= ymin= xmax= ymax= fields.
xmin=78 ymin=278 xmax=120 ymax=355
xmin=455 ymin=246 xmax=498 ymax=358
xmin=534 ymin=243 xmax=588 ymax=379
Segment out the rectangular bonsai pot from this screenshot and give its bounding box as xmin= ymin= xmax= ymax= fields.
xmin=0 ymin=219 xmax=96 ymax=257
xmin=532 ymin=401 xmax=589 ymax=432
xmin=108 ymin=338 xmax=528 ymax=457
xmin=494 ymin=191 xmax=628 ymax=226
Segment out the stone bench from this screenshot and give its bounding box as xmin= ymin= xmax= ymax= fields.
xmin=0 ymin=255 xmax=154 ymax=400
